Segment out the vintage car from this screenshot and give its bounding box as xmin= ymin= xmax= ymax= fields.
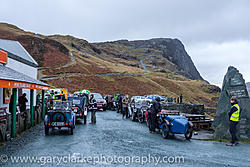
xmin=148 ymin=110 xmax=193 ymax=140
xmin=146 ymin=95 xmax=166 ymax=101
xmin=130 ymin=96 xmax=145 ymax=103
xmin=130 ymin=99 xmax=150 ymax=123
xmin=68 ymin=96 xmax=88 ymax=124
xmin=44 ymin=101 xmax=76 ymax=135
xmin=90 ymin=93 xmax=107 ymax=111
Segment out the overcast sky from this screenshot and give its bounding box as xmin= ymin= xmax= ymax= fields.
xmin=1 ymin=0 xmax=250 ymax=86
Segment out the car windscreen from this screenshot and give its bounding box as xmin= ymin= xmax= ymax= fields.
xmin=53 ymin=101 xmax=72 ymax=110
xmin=68 ymin=97 xmax=85 ymax=105
xmin=93 ymin=93 xmax=102 ymax=99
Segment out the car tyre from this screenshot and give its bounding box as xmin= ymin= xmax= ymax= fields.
xmin=162 ymin=123 xmax=169 ymax=139
xmin=132 ymin=112 xmax=136 ymax=122
xmin=146 ymin=116 xmax=150 ymax=127
xmin=45 ymin=126 xmax=49 ymax=136
xmin=73 ymin=118 xmax=76 ymax=129
xmin=138 ymin=112 xmax=144 ymax=123
xmin=70 ymin=127 xmax=74 ymax=135
xmin=83 ymin=116 xmax=87 ymax=124
xmin=103 ymin=107 xmax=106 ymax=111
xmin=185 ymin=127 xmax=193 ymax=140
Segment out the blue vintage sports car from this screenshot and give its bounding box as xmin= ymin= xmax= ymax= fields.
xmin=44 ymin=101 xmax=76 ymax=135
xmin=158 ymin=111 xmax=193 ymax=140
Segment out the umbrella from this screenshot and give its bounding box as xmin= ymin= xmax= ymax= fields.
xmin=80 ymin=89 xmax=90 ymax=94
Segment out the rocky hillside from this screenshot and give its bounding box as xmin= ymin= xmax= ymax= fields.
xmin=92 ymin=39 xmax=203 ymax=80
xmin=0 ymin=22 xmax=220 ymax=108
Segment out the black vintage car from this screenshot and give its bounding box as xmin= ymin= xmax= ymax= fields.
xmin=131 ymin=99 xmax=150 ymax=123
xmin=68 ymin=96 xmax=88 ymax=124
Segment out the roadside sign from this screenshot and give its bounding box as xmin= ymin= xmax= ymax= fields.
xmin=0 ymin=49 xmax=8 ymax=64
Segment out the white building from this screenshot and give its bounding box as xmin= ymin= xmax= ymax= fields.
xmin=0 ymin=39 xmax=49 ymax=138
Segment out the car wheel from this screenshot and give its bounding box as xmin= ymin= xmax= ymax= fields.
xmin=146 ymin=116 xmax=150 ymax=127
xmin=103 ymin=107 xmax=106 ymax=111
xmin=185 ymin=127 xmax=193 ymax=140
xmin=132 ymin=112 xmax=136 ymax=122
xmin=162 ymin=123 xmax=169 ymax=139
xmin=70 ymin=127 xmax=74 ymax=135
xmin=138 ymin=112 xmax=144 ymax=123
xmin=73 ymin=118 xmax=76 ymax=129
xmin=45 ymin=126 xmax=49 ymax=136
xmin=84 ymin=116 xmax=87 ymax=124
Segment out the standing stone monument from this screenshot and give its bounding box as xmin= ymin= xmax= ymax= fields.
xmin=213 ymin=66 xmax=250 ymax=140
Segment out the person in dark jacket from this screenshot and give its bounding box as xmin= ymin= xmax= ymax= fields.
xmin=117 ymin=94 xmax=123 ymax=113
xmin=149 ymin=97 xmax=162 ymax=134
xmin=226 ymin=97 xmax=241 ymax=146
xmin=88 ymin=94 xmax=97 ymax=124
xmin=18 ymin=93 xmax=28 ymax=113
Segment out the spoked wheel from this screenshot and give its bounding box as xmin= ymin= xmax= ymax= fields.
xmin=138 ymin=112 xmax=144 ymax=123
xmin=185 ymin=127 xmax=193 ymax=140
xmin=161 ymin=123 xmax=169 ymax=139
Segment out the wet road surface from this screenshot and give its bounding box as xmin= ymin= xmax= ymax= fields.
xmin=0 ymin=110 xmax=250 ymax=167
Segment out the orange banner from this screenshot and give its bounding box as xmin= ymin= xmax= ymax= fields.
xmin=0 ymin=49 xmax=8 ymax=64
xmin=0 ymin=79 xmax=49 ymax=90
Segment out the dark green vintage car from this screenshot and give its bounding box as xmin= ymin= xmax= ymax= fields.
xmin=44 ymin=101 xmax=76 ymax=135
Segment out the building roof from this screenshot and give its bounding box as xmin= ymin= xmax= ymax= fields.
xmin=0 ymin=39 xmax=38 ymax=67
xmin=0 ymin=65 xmax=48 ymax=86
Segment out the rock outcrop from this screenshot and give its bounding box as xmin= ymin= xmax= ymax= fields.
xmin=213 ymin=66 xmax=250 ymax=140
xmin=93 ymin=38 xmax=204 ymax=81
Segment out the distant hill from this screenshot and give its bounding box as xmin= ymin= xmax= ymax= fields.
xmin=0 ymin=22 xmax=220 ymax=108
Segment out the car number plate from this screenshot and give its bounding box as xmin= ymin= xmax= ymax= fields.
xmin=76 ymin=114 xmax=80 ymax=116
xmin=84 ymin=110 xmax=87 ymax=116
xmin=52 ymin=122 xmax=64 ymax=126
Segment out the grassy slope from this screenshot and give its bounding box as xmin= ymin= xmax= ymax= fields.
xmin=0 ymin=22 xmax=220 ymax=108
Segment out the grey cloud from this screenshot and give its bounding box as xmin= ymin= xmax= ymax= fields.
xmin=0 ymin=0 xmax=250 ymax=84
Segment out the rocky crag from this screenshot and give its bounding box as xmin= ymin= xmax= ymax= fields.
xmin=92 ymin=38 xmax=203 ymax=80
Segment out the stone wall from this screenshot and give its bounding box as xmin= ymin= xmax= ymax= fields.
xmin=162 ymin=102 xmax=205 ymax=114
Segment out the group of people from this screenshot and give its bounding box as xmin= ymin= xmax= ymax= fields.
xmin=105 ymin=94 xmax=130 ymax=119
xmin=79 ymin=93 xmax=97 ymax=124
xmin=111 ymin=93 xmax=163 ymax=133
xmin=17 ymin=91 xmax=242 ymax=146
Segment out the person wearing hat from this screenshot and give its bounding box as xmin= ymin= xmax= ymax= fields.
xmin=226 ymin=97 xmax=241 ymax=146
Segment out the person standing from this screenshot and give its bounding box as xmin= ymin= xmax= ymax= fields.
xmin=88 ymin=94 xmax=97 ymax=124
xmin=18 ymin=93 xmax=28 ymax=113
xmin=226 ymin=97 xmax=241 ymax=146
xmin=117 ymin=94 xmax=123 ymax=113
xmin=122 ymin=95 xmax=129 ymax=119
xmin=149 ymin=97 xmax=162 ymax=134
xmin=179 ymin=94 xmax=183 ymax=104
xmin=107 ymin=95 xmax=113 ymax=110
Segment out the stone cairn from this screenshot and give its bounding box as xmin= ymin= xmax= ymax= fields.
xmin=212 ymin=66 xmax=250 ymax=140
